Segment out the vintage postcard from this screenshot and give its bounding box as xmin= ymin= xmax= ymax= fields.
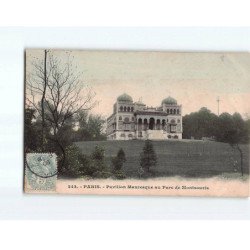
xmin=24 ymin=50 xmax=250 ymax=197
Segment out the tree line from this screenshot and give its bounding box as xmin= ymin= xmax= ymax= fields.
xmin=183 ymin=107 xmax=249 ymax=144
xmin=183 ymin=107 xmax=249 ymax=176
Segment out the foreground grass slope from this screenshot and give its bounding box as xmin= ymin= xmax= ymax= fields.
xmin=75 ymin=140 xmax=249 ymax=178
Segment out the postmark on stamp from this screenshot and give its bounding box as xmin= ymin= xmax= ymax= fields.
xmin=25 ymin=153 xmax=57 ymax=192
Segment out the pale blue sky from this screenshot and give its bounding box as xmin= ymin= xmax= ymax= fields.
xmin=26 ymin=49 xmax=250 ymax=118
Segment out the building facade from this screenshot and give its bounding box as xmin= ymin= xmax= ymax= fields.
xmin=106 ymin=93 xmax=183 ymax=140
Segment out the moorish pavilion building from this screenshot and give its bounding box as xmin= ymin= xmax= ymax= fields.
xmin=106 ymin=93 xmax=183 ymax=140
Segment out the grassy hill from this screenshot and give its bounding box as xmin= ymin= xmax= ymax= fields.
xmin=75 ymin=140 xmax=249 ymax=178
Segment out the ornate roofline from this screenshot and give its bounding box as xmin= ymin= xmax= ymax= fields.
xmin=135 ymin=111 xmax=168 ymax=116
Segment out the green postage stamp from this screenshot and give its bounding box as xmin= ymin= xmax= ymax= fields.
xmin=25 ymin=153 xmax=57 ymax=193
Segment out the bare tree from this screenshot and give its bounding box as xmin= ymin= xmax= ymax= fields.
xmin=26 ymin=51 xmax=96 ymax=170
xmin=26 ymin=50 xmax=50 ymax=150
xmin=41 ymin=50 xmax=48 ymax=150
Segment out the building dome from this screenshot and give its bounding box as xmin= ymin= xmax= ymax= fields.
xmin=161 ymin=96 xmax=177 ymax=105
xmin=117 ymin=93 xmax=133 ymax=102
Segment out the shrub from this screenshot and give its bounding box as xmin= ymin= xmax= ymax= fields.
xmin=111 ymin=157 xmax=123 ymax=171
xmin=63 ymin=145 xmax=101 ymax=177
xmin=91 ymin=145 xmax=106 ymax=172
xmin=111 ymin=148 xmax=127 ymax=179
xmin=112 ymin=148 xmax=126 ymax=171
xmin=91 ymin=145 xmax=105 ymax=161
xmin=117 ymin=148 xmax=126 ymax=163
xmin=113 ymin=170 xmax=126 ymax=180
xmin=140 ymin=140 xmax=157 ymax=172
xmin=63 ymin=145 xmax=84 ymax=177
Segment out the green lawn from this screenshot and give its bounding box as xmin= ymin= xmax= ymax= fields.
xmin=75 ymin=140 xmax=249 ymax=178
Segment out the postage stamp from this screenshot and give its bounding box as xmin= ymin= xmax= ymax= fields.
xmin=25 ymin=153 xmax=57 ymax=192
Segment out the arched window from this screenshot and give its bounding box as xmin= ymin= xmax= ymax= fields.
xmin=119 ymin=116 xmax=122 ymax=121
xmin=143 ymin=118 xmax=148 ymax=130
xmin=173 ymin=109 xmax=176 ymax=114
xmin=162 ymin=119 xmax=166 ymax=130
xmin=131 ymin=107 xmax=134 ymax=112
xmin=120 ymin=106 xmax=123 ymax=111
xmin=156 ymin=119 xmax=161 ymax=130
xmin=167 ymin=109 xmax=169 ymax=114
xmin=127 ymin=107 xmax=131 ymax=112
xmin=149 ymin=118 xmax=155 ymax=130
xmin=170 ymin=109 xmax=172 ymax=114
xmin=124 ymin=107 xmax=127 ymax=112
xmin=124 ymin=117 xmax=129 ymax=123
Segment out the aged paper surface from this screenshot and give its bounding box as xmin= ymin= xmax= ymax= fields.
xmin=24 ymin=50 xmax=250 ymax=197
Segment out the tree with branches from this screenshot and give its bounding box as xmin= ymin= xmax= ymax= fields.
xmin=26 ymin=50 xmax=96 ymax=172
